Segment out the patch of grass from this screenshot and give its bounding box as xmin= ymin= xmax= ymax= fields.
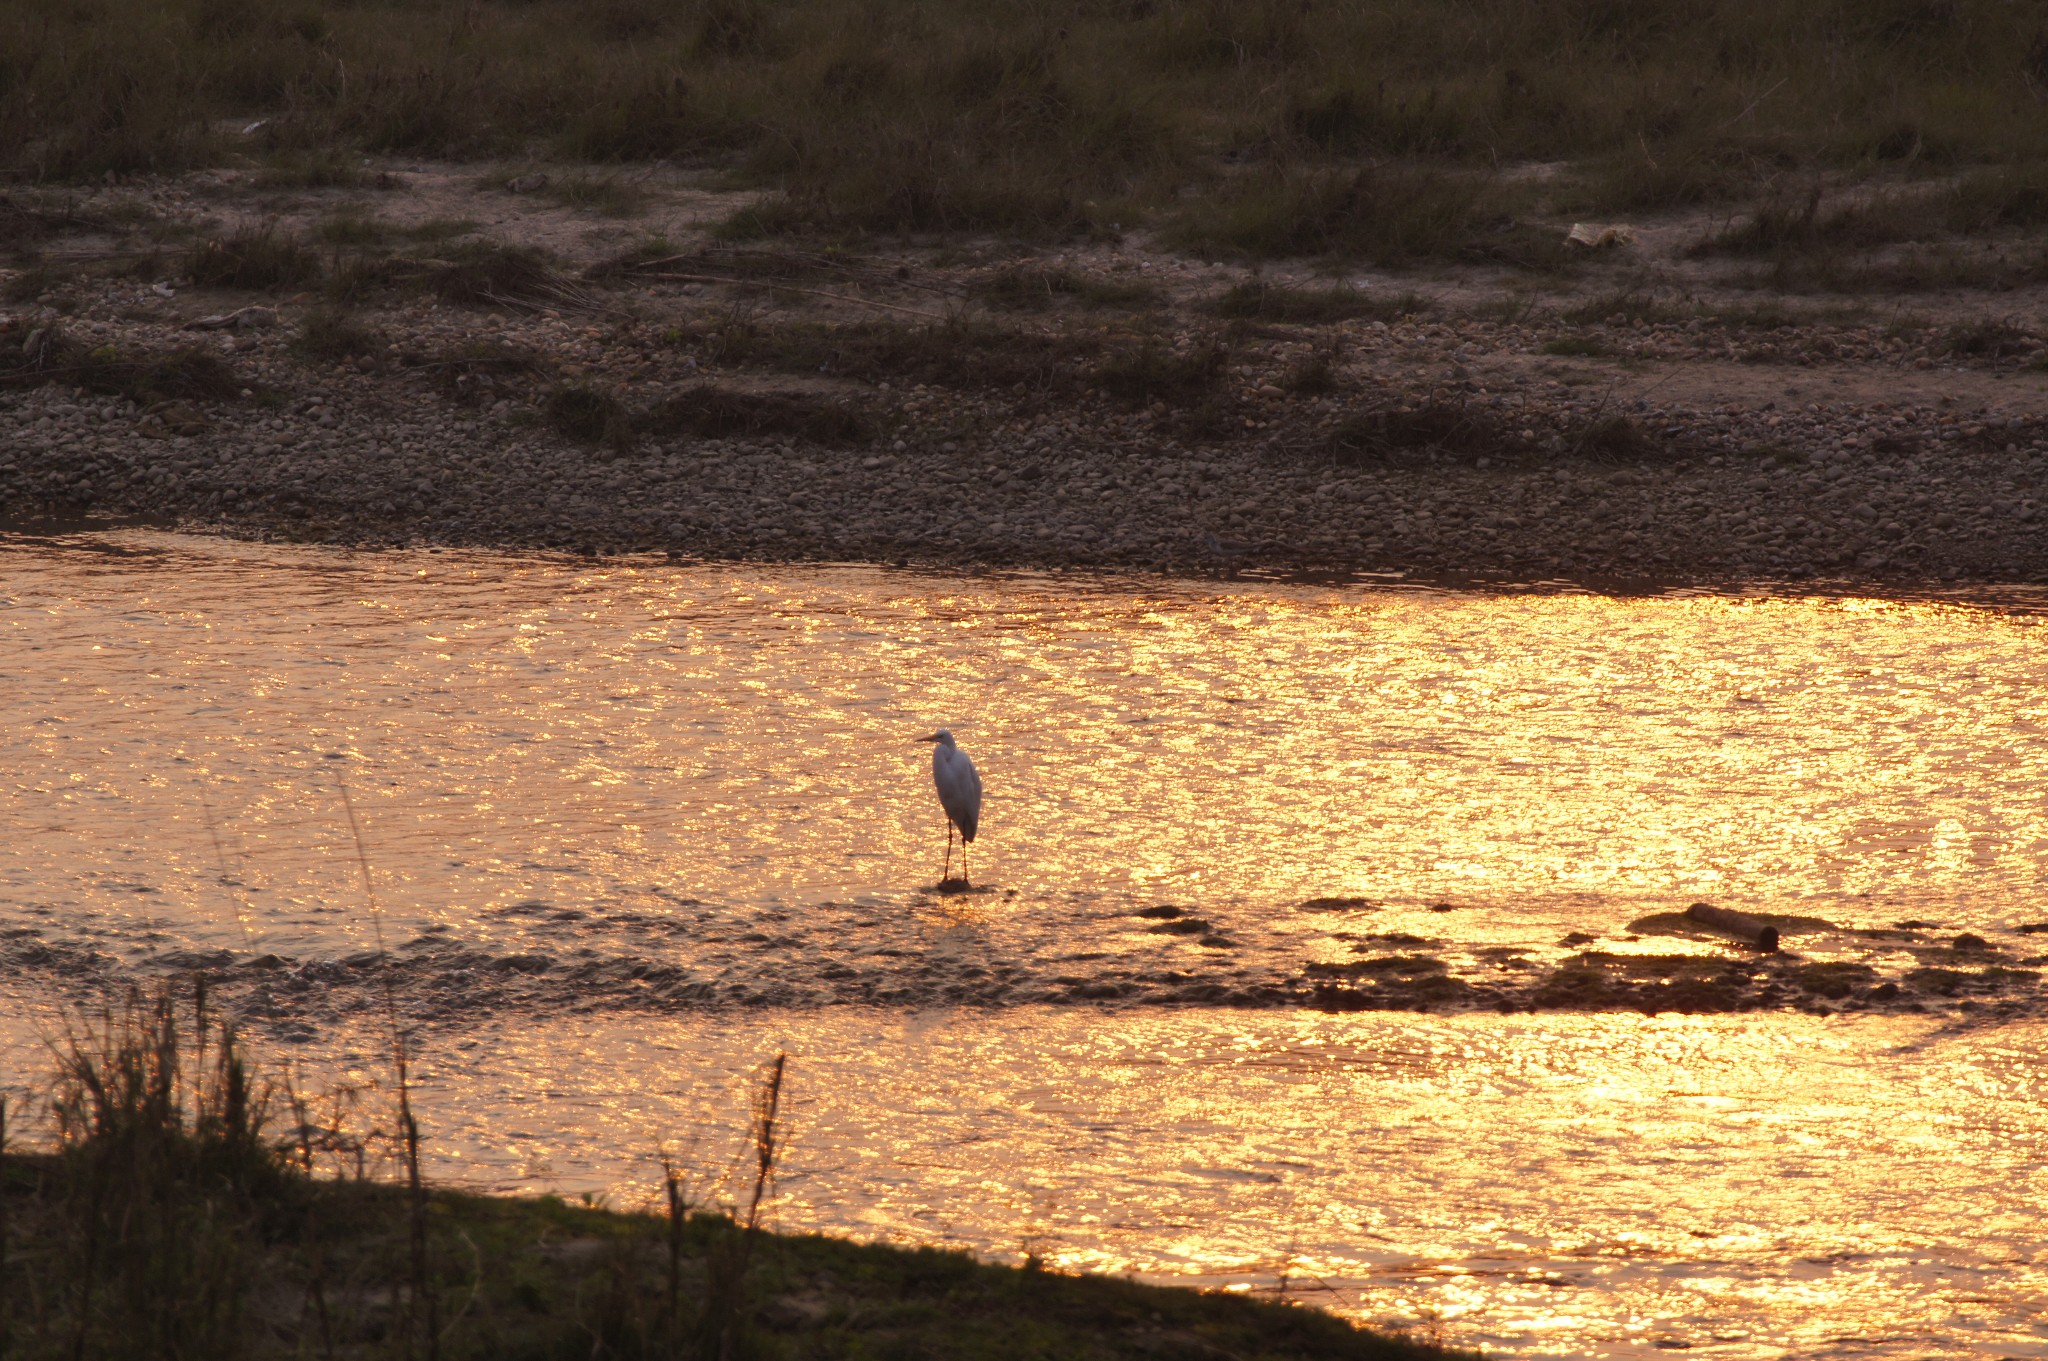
xmin=644 ymin=384 xmax=873 ymax=444
xmin=32 ymin=984 xmax=289 ymax=1358
xmin=1945 ymin=164 xmax=2048 ymax=230
xmin=592 ymin=242 xmax=872 ymax=284
xmin=0 ymin=192 xmax=102 ymax=244
xmin=1739 ymin=243 xmax=2048 ymax=293
xmin=320 ymin=249 xmax=408 ymax=303
xmin=709 ymin=318 xmax=1098 ymax=392
xmin=1690 ymin=183 xmax=1922 ymax=257
xmin=1284 ymin=82 xmax=1481 ymax=158
xmin=1207 ymin=279 xmax=1427 ymax=323
xmin=1709 ymin=301 xmax=1801 ymax=330
xmin=312 ymin=207 xmax=387 ymax=247
xmin=543 ymin=381 xmax=632 ymax=446
xmin=1093 ymin=335 xmax=1229 ymax=407
xmin=1327 ymin=398 xmax=1528 ymax=467
xmin=1180 ymin=164 xmax=1569 ymax=268
xmin=974 ymin=263 xmax=1162 ymax=311
xmin=187 ymin=225 xmax=319 ymax=291
xmin=12 ymin=0 xmax=2048 ymax=279
xmin=311 ymin=211 xmax=473 ymax=250
xmin=291 ymin=306 xmax=385 ymax=360
xmin=1565 ymin=139 xmax=1770 ymax=216
xmin=1 ymin=324 xmax=245 ymax=403
xmin=1282 ymin=345 xmax=1342 ymax=394
xmin=251 ymin=148 xmax=362 ymax=189
xmin=399 ymin=217 xmax=480 ymax=242
xmin=1558 ymin=290 xmax=1687 ymax=327
xmin=1539 ymin=334 xmax=1615 ymax=358
xmin=425 ymin=339 xmax=551 ymax=403
xmin=1944 ymin=318 xmax=2037 ymax=358
xmin=3 ymin=262 xmax=70 ymax=304
xmin=544 ymin=173 xmax=651 ymax=217
xmin=1573 ymin=413 xmax=1659 ymax=462
xmin=425 ymin=240 xmax=560 ymax=306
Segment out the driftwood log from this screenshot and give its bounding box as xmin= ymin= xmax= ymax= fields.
xmin=1685 ymin=902 xmax=1780 ymax=952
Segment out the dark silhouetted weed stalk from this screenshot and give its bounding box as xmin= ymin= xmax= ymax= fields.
xmin=336 ymin=775 xmax=439 ymax=1361
xmin=700 ymin=1052 xmax=787 ymax=1361
xmin=48 ymin=980 xmax=281 ymax=1360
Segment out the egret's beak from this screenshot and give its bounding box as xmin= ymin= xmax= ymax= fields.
xmin=915 ymin=733 xmax=941 ymax=743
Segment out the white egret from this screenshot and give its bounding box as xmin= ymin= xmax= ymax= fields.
xmin=918 ymin=729 xmax=982 ymax=884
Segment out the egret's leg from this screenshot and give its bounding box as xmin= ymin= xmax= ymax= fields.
xmin=960 ymin=839 xmax=970 ymax=885
xmin=942 ymin=821 xmax=955 ymax=883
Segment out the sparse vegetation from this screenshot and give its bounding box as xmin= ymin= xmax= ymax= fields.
xmin=1945 ymin=318 xmax=2037 ymax=359
xmin=707 ymin=318 xmax=1097 ymax=392
xmin=1281 ymin=345 xmax=1342 ymax=395
xmin=542 ymin=173 xmax=652 ymax=218
xmin=187 ymin=226 xmax=319 ymax=292
xmin=974 ymin=264 xmax=1162 ymax=312
xmin=9 ymin=0 xmax=2048 ymax=262
xmin=646 ymin=385 xmax=874 ymax=444
xmin=543 ymin=381 xmax=632 ymax=446
xmin=291 ymin=306 xmax=384 ymax=360
xmin=425 ymin=240 xmax=563 ymax=307
xmin=250 ymin=149 xmax=363 ymax=190
xmin=1540 ymin=334 xmax=1615 ymax=358
xmin=1328 ymin=400 xmax=1529 ymax=468
xmin=0 ymin=323 xmax=245 ymax=404
xmin=1093 ymin=335 xmax=1229 ymax=407
xmin=1208 ymin=280 xmax=1427 ymax=324
xmin=1176 ymin=164 xmax=1565 ymax=267
xmin=426 ymin=339 xmax=551 ymax=404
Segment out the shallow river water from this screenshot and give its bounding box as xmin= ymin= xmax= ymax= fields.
xmin=3 ymin=530 xmax=2047 ymax=1357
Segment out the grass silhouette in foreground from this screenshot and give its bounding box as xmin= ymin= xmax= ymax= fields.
xmin=0 ymin=980 xmax=1472 ymax=1361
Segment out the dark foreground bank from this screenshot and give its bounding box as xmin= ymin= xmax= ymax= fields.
xmin=0 ymin=1154 xmax=1467 ymax=1361
xmin=1 ymin=984 xmax=1469 ymax=1361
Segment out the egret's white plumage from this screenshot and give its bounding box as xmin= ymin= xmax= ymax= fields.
xmin=920 ymin=728 xmax=982 ymax=883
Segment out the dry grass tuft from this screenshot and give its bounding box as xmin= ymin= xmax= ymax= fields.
xmin=1207 ymin=279 xmax=1427 ymax=323
xmin=1 ymin=323 xmax=245 ymax=404
xmin=291 ymin=307 xmax=385 ymax=360
xmin=543 ymin=382 xmax=633 ymax=446
xmin=1179 ymin=165 xmax=1566 ymax=268
xmin=1093 ymin=336 xmax=1229 ymax=407
xmin=426 ymin=241 xmax=563 ymax=307
xmin=187 ymin=226 xmax=319 ymax=292
xmin=709 ymin=318 xmax=1096 ymax=392
xmin=1328 ymin=400 xmax=1527 ymax=468
xmin=646 ymin=384 xmax=874 ymax=444
xmin=974 ymin=264 xmax=1162 ymax=311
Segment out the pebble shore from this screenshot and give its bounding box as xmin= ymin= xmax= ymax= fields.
xmin=4 ymin=167 xmax=2046 ymax=586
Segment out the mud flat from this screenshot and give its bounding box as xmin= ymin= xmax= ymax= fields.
xmin=5 ymin=162 xmax=2047 ymax=585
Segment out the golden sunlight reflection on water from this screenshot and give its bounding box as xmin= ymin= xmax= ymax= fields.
xmin=226 ymin=1007 xmax=2048 ymax=1361
xmin=6 ymin=531 xmax=2048 ymax=1358
xmin=2 ymin=531 xmax=2045 ymax=960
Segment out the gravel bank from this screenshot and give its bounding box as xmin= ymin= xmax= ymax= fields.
xmin=4 ymin=168 xmax=2047 ymax=586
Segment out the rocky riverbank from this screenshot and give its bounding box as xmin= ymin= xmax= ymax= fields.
xmin=3 ymin=162 xmax=2046 ymax=584
xmin=9 ymin=889 xmax=2046 ymax=1038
